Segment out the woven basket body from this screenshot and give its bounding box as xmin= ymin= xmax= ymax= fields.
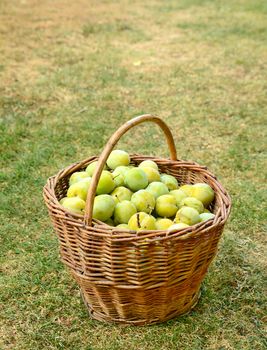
xmin=43 ymin=115 xmax=231 ymax=325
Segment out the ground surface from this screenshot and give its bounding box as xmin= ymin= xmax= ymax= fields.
xmin=0 ymin=0 xmax=266 ymax=349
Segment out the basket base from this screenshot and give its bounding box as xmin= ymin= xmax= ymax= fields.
xmin=80 ymin=289 xmax=201 ymax=326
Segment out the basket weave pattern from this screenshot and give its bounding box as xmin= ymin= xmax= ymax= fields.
xmin=43 ymin=116 xmax=231 ymax=325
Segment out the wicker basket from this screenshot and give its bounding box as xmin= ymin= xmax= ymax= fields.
xmin=43 ymin=114 xmax=231 ymax=325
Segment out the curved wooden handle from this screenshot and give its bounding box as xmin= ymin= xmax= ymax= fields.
xmin=84 ymin=114 xmax=177 ymax=226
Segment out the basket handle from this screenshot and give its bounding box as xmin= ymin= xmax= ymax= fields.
xmin=84 ymin=114 xmax=177 ymax=226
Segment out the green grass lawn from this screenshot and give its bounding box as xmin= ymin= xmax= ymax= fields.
xmin=0 ymin=0 xmax=266 ymax=349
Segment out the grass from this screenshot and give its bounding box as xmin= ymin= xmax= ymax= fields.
xmin=0 ymin=0 xmax=266 ymax=349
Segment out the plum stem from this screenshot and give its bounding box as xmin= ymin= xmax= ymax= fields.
xmin=137 ymin=213 xmax=141 ymax=228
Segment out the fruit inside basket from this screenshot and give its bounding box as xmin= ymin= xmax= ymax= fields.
xmin=60 ymin=149 xmax=217 ymax=231
xmin=43 ymin=114 xmax=231 ymax=325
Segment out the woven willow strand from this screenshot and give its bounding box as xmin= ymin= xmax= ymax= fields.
xmin=43 ymin=115 xmax=231 ymax=325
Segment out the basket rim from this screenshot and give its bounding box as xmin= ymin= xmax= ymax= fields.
xmin=43 ymin=154 xmax=231 ymax=242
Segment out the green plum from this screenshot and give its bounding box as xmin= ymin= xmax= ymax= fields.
xmin=86 ymin=161 xmax=107 ymax=176
xmin=114 ymin=200 xmax=137 ymax=224
xmin=105 ymin=218 xmax=114 ymax=226
xmin=179 ymin=184 xmax=194 ymax=196
xmin=199 ymin=212 xmax=215 ymax=222
xmin=204 ymin=208 xmax=211 ymax=213
xmin=155 ymin=194 xmax=178 ymax=217
xmin=155 ymin=218 xmax=173 ymax=230
xmin=180 ymin=197 xmax=204 ymax=213
xmin=112 ymin=165 xmax=129 ymax=186
xmin=107 ymin=150 xmax=130 ymax=169
xmin=125 ymin=168 xmax=148 ymax=191
xmin=96 ymin=170 xmax=116 ymax=195
xmin=111 ymin=186 xmax=132 ymax=204
xmin=168 ymin=222 xmax=189 ymax=231
xmin=93 ymin=194 xmax=115 ymax=221
xmin=79 ymin=177 xmax=92 ymax=186
xmin=67 ymin=179 xmax=91 ymax=201
xmin=141 ymin=167 xmax=161 ymax=183
xmin=192 ymin=183 xmax=215 ymax=207
xmin=59 ymin=197 xmax=68 ymax=205
xmin=131 ymin=190 xmax=155 ymax=214
xmin=62 ymin=197 xmax=86 ymax=214
xmin=175 ymin=206 xmax=201 ymax=226
xmin=169 ymin=189 xmax=187 ymax=207
xmin=138 ymin=160 xmax=158 ymax=171
xmin=112 ymin=173 xmax=124 ymax=187
xmin=116 ymin=224 xmax=129 ymax=229
xmin=160 ymin=174 xmax=179 ymax=190
xmin=128 ymin=212 xmax=156 ymax=231
xmin=146 ymin=181 xmax=169 ymax=199
xmin=69 ymin=171 xmax=91 ymax=186
xmin=173 ymin=216 xmax=181 ymax=224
